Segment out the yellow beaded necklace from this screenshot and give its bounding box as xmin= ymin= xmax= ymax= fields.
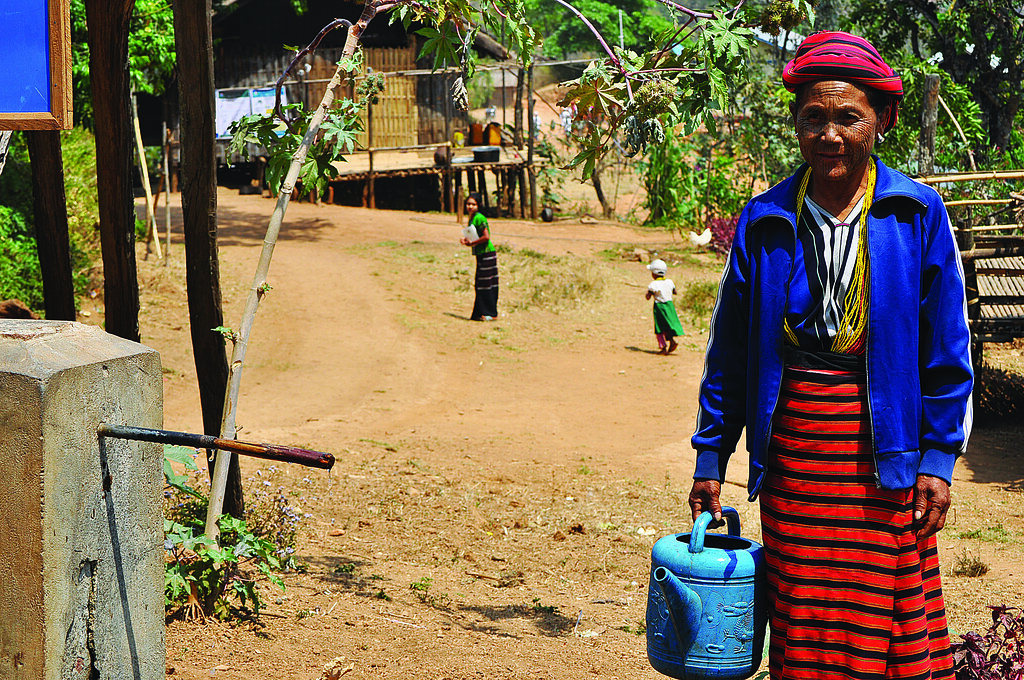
xmin=783 ymin=161 xmax=876 ymax=354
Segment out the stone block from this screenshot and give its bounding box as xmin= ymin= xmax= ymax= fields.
xmin=0 ymin=320 xmax=164 ymax=680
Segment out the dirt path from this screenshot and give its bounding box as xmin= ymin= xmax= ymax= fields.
xmin=120 ymin=189 xmax=1023 ymax=680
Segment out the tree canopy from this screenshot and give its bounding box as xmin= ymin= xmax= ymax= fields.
xmin=71 ymin=0 xmax=176 ymax=128
xmin=842 ymin=0 xmax=1023 ymax=163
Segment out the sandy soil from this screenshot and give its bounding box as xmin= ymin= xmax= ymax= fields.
xmin=103 ymin=187 xmax=1024 ymax=680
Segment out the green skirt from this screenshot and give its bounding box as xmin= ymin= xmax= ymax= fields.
xmin=653 ymin=301 xmax=684 ymax=339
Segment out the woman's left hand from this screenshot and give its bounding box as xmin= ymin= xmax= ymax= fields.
xmin=913 ymin=474 xmax=951 ymax=539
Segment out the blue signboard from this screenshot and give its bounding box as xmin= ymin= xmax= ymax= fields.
xmin=0 ymin=0 xmax=71 ymax=129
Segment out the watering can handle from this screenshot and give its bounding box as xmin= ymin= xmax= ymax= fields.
xmin=688 ymin=506 xmax=741 ymax=554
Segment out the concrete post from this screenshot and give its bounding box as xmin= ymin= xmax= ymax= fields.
xmin=0 ymin=320 xmax=165 ymax=680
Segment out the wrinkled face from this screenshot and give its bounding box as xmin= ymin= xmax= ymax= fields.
xmin=790 ymin=80 xmax=884 ymax=188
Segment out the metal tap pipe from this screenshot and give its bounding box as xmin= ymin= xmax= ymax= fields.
xmin=97 ymin=423 xmax=335 ymax=470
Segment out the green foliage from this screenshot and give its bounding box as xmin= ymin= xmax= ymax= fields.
xmin=410 ymin=576 xmax=451 ymax=607
xmin=524 ymin=0 xmax=672 ymax=60
xmin=555 ymin=0 xmax=772 ymax=179
xmin=228 ymin=53 xmax=378 ymax=199
xmin=70 ymin=0 xmax=176 ymax=128
xmin=842 ymin=0 xmax=1023 ymax=158
xmin=534 ymin=138 xmax=567 ymax=209
xmin=392 ymin=0 xmax=538 ymax=72
xmin=162 ymin=450 xmax=305 ymax=620
xmin=956 ymin=524 xmax=1012 ymax=543
xmin=0 ymin=129 xmax=100 ymax=312
xmin=0 ymin=206 xmax=44 ymax=309
xmin=949 ymin=549 xmax=990 ymax=578
xmin=163 ymin=514 xmax=285 ymax=620
xmin=637 ymin=129 xmax=750 ymax=232
xmin=676 ymin=280 xmax=719 ymax=326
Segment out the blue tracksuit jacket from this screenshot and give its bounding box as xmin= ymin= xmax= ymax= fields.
xmin=692 ymin=158 xmax=973 ymax=498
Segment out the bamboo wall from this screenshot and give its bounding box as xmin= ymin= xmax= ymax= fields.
xmin=215 ymin=44 xmax=427 ymax=149
xmin=358 ymin=45 xmax=418 ymax=149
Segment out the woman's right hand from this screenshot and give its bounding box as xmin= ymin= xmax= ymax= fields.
xmin=688 ymin=479 xmax=723 ymax=522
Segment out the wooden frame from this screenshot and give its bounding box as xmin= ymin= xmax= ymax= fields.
xmin=0 ymin=0 xmax=72 ymax=129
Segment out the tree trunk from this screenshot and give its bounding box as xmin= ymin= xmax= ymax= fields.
xmin=27 ymin=131 xmax=76 ymax=321
xmin=918 ymin=74 xmax=940 ymax=177
xmin=591 ymin=164 xmax=614 ymax=219
xmin=172 ymin=0 xmax=244 ymax=517
xmin=513 ymin=67 xmax=525 ymax=149
xmin=84 ymin=0 xmax=140 ymax=341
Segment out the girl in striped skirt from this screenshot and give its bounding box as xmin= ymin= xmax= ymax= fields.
xmin=461 ymin=192 xmax=499 ymax=321
xmin=688 ymin=31 xmax=973 ymax=680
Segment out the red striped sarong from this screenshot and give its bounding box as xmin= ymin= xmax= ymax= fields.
xmin=760 ymin=364 xmax=954 ymax=680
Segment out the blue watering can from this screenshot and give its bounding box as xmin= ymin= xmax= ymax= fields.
xmin=646 ymin=507 xmax=767 ymax=680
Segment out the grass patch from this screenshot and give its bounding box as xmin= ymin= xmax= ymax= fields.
xmin=949 ymin=549 xmax=990 ymax=578
xmin=676 ymin=280 xmax=719 ymax=326
xmin=956 ymin=523 xmax=1012 ymax=543
xmin=502 ymin=249 xmax=607 ymax=312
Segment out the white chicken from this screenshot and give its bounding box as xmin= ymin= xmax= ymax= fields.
xmin=688 ymin=227 xmax=712 ymax=247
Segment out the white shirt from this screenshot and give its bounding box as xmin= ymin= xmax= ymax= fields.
xmin=648 ymin=278 xmax=675 ymax=304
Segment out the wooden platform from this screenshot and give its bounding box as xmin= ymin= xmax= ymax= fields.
xmin=972 ymin=254 xmax=1024 ymax=342
xmin=330 ymin=147 xmax=527 ymax=180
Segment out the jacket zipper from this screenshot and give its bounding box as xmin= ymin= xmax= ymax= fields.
xmin=862 ymin=210 xmax=881 ymax=488
xmin=755 ymin=215 xmax=799 ymax=499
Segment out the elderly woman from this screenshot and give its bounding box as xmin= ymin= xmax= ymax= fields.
xmin=688 ymin=32 xmax=973 ymax=680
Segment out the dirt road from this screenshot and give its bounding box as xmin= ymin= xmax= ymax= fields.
xmin=116 ymin=189 xmax=1023 ymax=680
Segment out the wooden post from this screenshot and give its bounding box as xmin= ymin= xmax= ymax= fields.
xmin=495 ymin=168 xmax=504 ymax=216
xmin=132 ymin=92 xmax=162 ymax=260
xmin=455 ymin=168 xmax=463 ymax=224
xmin=27 ymin=131 xmax=76 ymax=321
xmin=163 ymin=122 xmax=171 ymax=262
xmin=367 ymin=101 xmax=375 ymax=209
xmin=172 ymin=0 xmax=244 ymax=519
xmin=519 ymin=167 xmax=528 ymax=218
xmin=479 ymin=170 xmax=490 ymax=216
xmin=955 ymin=217 xmax=981 ymax=374
xmin=443 ymin=72 xmax=452 ymax=213
xmin=84 ymin=0 xmax=140 ymax=342
xmin=527 ymin=64 xmax=537 ymax=219
xmin=918 ymin=74 xmax=940 ymax=177
xmin=467 ymin=167 xmax=477 ymax=193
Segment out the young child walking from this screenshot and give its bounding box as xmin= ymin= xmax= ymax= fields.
xmin=645 ymin=259 xmax=684 ymax=354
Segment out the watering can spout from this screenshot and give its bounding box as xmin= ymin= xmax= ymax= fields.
xmin=654 ymin=566 xmax=702 ymax=651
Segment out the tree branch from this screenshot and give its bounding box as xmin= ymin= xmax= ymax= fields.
xmin=205 ymin=4 xmax=371 ymax=540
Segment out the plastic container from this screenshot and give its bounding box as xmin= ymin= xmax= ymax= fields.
xmin=473 ymin=146 xmax=500 ymax=163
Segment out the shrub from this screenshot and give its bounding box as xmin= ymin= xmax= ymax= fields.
xmin=0 ymin=128 xmax=102 ymax=312
xmin=0 ymin=206 xmax=45 ymax=309
xmin=162 ymin=447 xmax=302 ymax=620
xmin=164 ymin=514 xmax=285 ymax=621
xmin=707 ymin=215 xmax=738 ymax=256
xmin=951 ymin=605 xmax=1024 ymax=680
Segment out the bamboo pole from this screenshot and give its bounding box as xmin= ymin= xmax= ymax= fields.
xmin=918 ymin=170 xmax=1024 ymax=184
xmin=163 ymin=123 xmax=172 ymax=262
xmin=952 ymin=224 xmax=1022 ymax=233
xmin=132 ymin=92 xmax=163 ymax=260
xmin=204 ymin=17 xmax=365 ymax=540
xmin=937 ymin=93 xmax=977 ymax=171
xmin=945 ymin=199 xmax=1015 ymax=207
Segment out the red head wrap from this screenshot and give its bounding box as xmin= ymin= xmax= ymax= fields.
xmin=782 ymin=31 xmax=904 ymax=133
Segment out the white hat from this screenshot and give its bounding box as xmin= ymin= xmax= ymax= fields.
xmin=647 ymin=259 xmax=667 ymax=275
